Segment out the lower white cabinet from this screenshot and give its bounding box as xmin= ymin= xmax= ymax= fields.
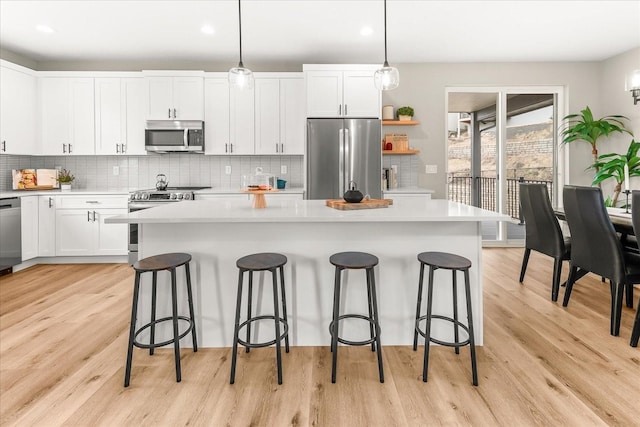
xmin=21 ymin=196 xmax=39 ymax=261
xmin=38 ymin=195 xmax=56 ymax=257
xmin=54 ymin=195 xmax=128 ymax=256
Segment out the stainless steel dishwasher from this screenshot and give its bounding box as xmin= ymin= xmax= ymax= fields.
xmin=0 ymin=197 xmax=21 ymax=274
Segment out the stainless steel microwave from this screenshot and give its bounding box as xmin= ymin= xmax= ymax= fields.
xmin=145 ymin=120 xmax=204 ymax=153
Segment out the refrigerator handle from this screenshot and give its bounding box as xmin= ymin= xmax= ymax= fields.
xmin=339 ymin=128 xmax=345 ymax=195
xmin=344 ymin=128 xmax=351 ymax=189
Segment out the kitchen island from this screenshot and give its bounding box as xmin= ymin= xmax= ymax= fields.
xmin=107 ymin=198 xmax=509 ymax=347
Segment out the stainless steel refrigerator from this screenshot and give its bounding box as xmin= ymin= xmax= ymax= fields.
xmin=307 ymin=118 xmax=381 ymax=200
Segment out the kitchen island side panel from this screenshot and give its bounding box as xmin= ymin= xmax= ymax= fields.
xmin=137 ymin=220 xmax=483 ymax=347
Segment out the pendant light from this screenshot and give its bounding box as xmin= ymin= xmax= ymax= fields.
xmin=229 ymin=0 xmax=254 ymax=90
xmin=374 ymin=0 xmax=399 ymax=90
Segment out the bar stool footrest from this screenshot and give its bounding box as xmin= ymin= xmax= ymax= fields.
xmin=329 ymin=314 xmax=380 ymax=346
xmin=416 ymin=314 xmax=470 ymax=347
xmin=237 ymin=315 xmax=289 ymax=349
xmin=133 ymin=316 xmax=195 ymax=349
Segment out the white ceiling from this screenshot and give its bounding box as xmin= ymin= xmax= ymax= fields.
xmin=1 ymin=0 xmax=639 ymax=66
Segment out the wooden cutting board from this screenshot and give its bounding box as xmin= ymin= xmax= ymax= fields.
xmin=325 ymin=199 xmax=393 ymax=210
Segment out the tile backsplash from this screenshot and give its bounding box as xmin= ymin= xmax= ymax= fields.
xmin=0 ymin=154 xmax=304 ymax=192
xmin=382 ymin=154 xmax=419 ymax=188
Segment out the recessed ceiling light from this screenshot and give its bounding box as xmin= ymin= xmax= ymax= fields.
xmin=201 ymin=25 xmax=215 ymax=35
xmin=36 ymin=25 xmax=55 ymax=33
xmin=360 ymin=27 xmax=373 ymax=36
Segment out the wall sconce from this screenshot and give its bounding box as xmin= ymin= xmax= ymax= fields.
xmin=626 ymin=69 xmax=640 ymax=105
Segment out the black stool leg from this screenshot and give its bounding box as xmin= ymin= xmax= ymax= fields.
xmin=413 ymin=262 xmax=425 ymax=351
xmin=367 ymin=267 xmax=384 ymax=383
xmin=452 ymin=270 xmax=460 ymax=355
xmin=331 ymin=267 xmax=341 ymax=383
xmin=170 ymin=267 xmax=182 ymax=383
xmin=184 ymin=262 xmax=198 ymax=352
xmin=464 ymin=269 xmax=478 ymax=386
xmin=422 ymin=266 xmax=435 ymax=382
xmin=631 ymin=300 xmax=640 ymax=347
xmin=272 ymin=268 xmax=283 ymax=385
xmin=246 ymin=271 xmax=253 ymax=353
xmin=124 ymin=271 xmax=142 ymax=387
xmin=230 ymin=269 xmax=245 ymax=384
xmin=149 ymin=271 xmax=157 ymax=356
xmin=279 ymin=266 xmax=290 ymax=353
xmin=366 ymin=269 xmax=376 ymax=352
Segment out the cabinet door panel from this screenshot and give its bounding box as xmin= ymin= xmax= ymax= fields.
xmin=0 ymin=65 xmax=37 ymax=154
xmin=70 ymin=78 xmax=95 ymax=155
xmin=254 ymin=79 xmax=280 ymax=155
xmin=21 ymin=196 xmax=38 ymax=261
xmin=38 ymin=196 xmax=56 ymax=257
xmin=280 ymin=78 xmax=305 ymax=154
xmin=146 ymin=77 xmax=173 ymax=119
xmin=55 ymin=210 xmax=94 ymax=256
xmin=204 ymin=78 xmax=230 ymax=154
xmin=305 ymin=71 xmax=342 ymax=117
xmin=95 ymin=78 xmax=121 ymax=155
xmin=173 ymin=77 xmax=204 ymax=120
xmin=95 ymin=209 xmax=128 ymax=255
xmin=343 ymin=71 xmax=380 ymax=118
xmin=40 ymin=78 xmax=71 ymax=154
xmin=229 ymin=87 xmax=254 ymax=154
xmin=122 ymin=78 xmax=146 ymax=155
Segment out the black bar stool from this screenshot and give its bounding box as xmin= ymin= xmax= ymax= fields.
xmin=124 ymin=252 xmax=197 ymax=387
xmin=414 ymin=251 xmax=478 ymax=386
xmin=329 ymin=251 xmax=384 ymax=383
xmin=230 ymin=253 xmax=289 ymax=385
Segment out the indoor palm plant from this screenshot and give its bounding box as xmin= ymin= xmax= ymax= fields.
xmin=591 ymin=139 xmax=639 ymax=206
xmin=560 ymin=106 xmax=632 ymax=169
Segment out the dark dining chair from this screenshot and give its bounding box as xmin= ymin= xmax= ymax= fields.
xmin=562 ymin=186 xmax=640 ymax=336
xmin=631 ymin=190 xmax=640 ymax=347
xmin=518 ymin=183 xmax=570 ymax=301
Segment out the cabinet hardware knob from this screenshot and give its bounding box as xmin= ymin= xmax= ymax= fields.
xmin=63 ymin=144 xmax=67 ymax=153
xmin=168 ymin=108 xmax=171 ymax=118
xmin=49 ymin=197 xmax=53 ymax=208
xmin=116 ymin=144 xmax=120 ymax=153
xmin=173 ymin=108 xmax=177 ymax=118
xmin=87 ymin=211 xmax=91 ymax=222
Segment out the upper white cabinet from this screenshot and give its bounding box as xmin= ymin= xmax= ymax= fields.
xmin=40 ymin=77 xmax=95 ymax=155
xmin=254 ymin=75 xmax=305 ymax=155
xmin=204 ymin=74 xmax=254 ymax=155
xmin=144 ymin=73 xmax=204 ymax=120
xmin=0 ymin=61 xmax=38 ymax=154
xmin=304 ymin=65 xmax=380 ymax=118
xmin=95 ymin=77 xmax=145 ymax=155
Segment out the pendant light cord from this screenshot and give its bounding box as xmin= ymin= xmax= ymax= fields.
xmin=383 ymin=0 xmax=389 ymax=67
xmin=238 ymin=0 xmax=244 ymax=67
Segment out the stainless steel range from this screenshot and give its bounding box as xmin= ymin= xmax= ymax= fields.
xmin=128 ymin=187 xmax=208 ymax=264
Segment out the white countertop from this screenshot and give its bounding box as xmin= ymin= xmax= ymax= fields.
xmin=194 ymin=188 xmax=305 ymax=195
xmin=0 ymin=189 xmax=130 ymax=198
xmin=383 ymin=187 xmax=434 ymax=194
xmin=106 ymin=198 xmax=509 ymax=224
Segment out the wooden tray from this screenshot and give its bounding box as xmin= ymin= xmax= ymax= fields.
xmin=325 ymin=199 xmax=393 ymax=210
xmin=16 ymin=185 xmax=56 ymax=191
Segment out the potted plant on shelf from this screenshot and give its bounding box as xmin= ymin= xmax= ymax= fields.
xmin=57 ymin=168 xmax=75 ymax=191
xmin=397 ymin=106 xmax=414 ymax=121
xmin=591 ymin=139 xmax=639 ymax=207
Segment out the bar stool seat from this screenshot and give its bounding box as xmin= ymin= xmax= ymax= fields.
xmin=414 ymin=251 xmax=478 ymax=386
xmin=329 ymin=251 xmax=384 ymax=383
xmin=230 ymin=252 xmax=289 ymax=385
xmin=124 ymin=252 xmax=197 ymax=387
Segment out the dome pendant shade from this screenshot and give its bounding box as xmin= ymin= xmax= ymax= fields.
xmin=229 ymin=0 xmax=253 ymax=90
xmin=374 ymin=63 xmax=399 ymax=90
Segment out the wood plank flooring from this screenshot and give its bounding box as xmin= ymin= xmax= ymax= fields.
xmin=1 ymin=250 xmax=638 ymax=426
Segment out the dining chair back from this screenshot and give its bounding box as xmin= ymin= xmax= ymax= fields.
xmin=518 ymin=183 xmax=570 ymax=301
xmin=631 ymin=190 xmax=640 ymax=347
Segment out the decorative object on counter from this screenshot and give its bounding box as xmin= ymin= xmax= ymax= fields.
xmin=12 ymin=169 xmax=60 ymax=190
xmin=277 ymin=178 xmax=287 ymax=190
xmin=343 ymin=181 xmax=364 ymax=203
xmin=242 ymin=188 xmax=278 ymax=208
xmin=626 ymin=69 xmax=640 ymax=105
xmin=382 ymin=105 xmax=394 ymax=120
xmin=326 ymin=199 xmax=393 ymax=210
xmin=228 ymin=0 xmax=254 ymax=90
xmin=56 ymin=168 xmax=75 ymax=191
xmin=397 ymin=106 xmax=414 ymax=121
xmin=242 ymin=167 xmax=275 ymax=191
xmin=373 ymin=0 xmax=399 ymax=90
xmin=155 ymin=173 xmax=168 ymax=191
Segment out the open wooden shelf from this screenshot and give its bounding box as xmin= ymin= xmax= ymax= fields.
xmin=382 ymin=149 xmax=420 ymax=155
xmin=382 ymin=120 xmax=420 ymax=126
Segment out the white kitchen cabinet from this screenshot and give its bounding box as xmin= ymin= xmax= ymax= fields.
xmin=38 ymin=195 xmax=56 ymax=257
xmin=229 ymin=85 xmax=255 ymax=154
xmin=304 ymin=65 xmax=380 ymax=118
xmin=55 ymin=195 xmax=128 ymax=256
xmin=145 ymin=76 xmax=204 ymax=120
xmin=0 ymin=61 xmax=37 ymax=154
xmin=21 ymin=196 xmax=39 ymax=261
xmin=255 ymin=76 xmax=305 ymax=155
xmin=40 ymin=77 xmax=95 ymax=155
xmin=95 ymin=77 xmax=145 ymax=155
xmin=204 ymin=77 xmax=230 ymax=155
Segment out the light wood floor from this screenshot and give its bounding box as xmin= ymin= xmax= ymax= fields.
xmin=1 ymin=249 xmax=638 ymax=426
